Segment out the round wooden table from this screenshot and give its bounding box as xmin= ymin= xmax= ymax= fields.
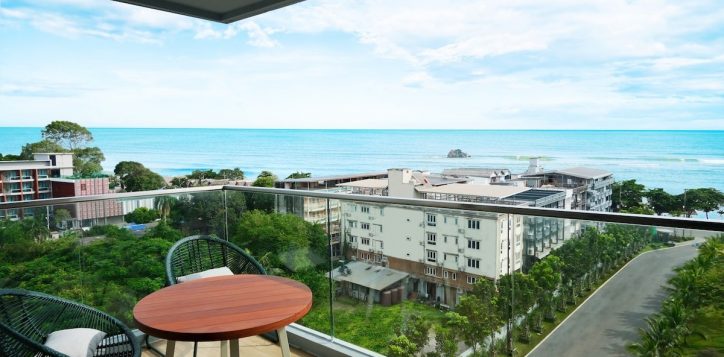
xmin=134 ymin=274 xmax=312 ymax=357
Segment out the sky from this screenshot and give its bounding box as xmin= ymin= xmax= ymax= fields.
xmin=1 ymin=0 xmax=723 ymax=129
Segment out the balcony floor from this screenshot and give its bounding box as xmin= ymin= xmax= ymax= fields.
xmin=144 ymin=337 xmax=312 ymax=357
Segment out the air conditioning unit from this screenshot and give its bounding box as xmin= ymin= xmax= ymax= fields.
xmin=459 ymin=266 xmax=466 ymax=272
xmin=368 ymin=232 xmax=374 ymax=237
xmin=418 ymin=258 xmax=425 ymax=263
xmin=458 ymin=228 xmax=465 ymax=234
xmin=369 ymin=216 xmax=375 ymax=220
xmin=458 ymin=248 xmax=464 ymax=253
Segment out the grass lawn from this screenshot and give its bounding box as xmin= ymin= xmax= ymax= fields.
xmin=681 ymin=306 xmax=724 ymax=356
xmin=299 ymin=297 xmax=447 ymax=353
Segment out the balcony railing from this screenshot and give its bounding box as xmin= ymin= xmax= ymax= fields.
xmin=0 ymin=185 xmax=722 ymax=357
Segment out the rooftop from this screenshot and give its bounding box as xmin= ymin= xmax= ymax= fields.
xmin=277 ymin=171 xmax=387 ymax=184
xmin=331 ymin=261 xmax=408 ymax=291
xmin=442 ymin=168 xmax=511 ymax=177
xmin=336 ymin=178 xmax=389 ymax=189
xmin=416 ymin=183 xmax=529 ymax=199
xmin=507 ymin=189 xmax=564 ymax=202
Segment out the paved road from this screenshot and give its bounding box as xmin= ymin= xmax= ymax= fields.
xmin=529 ymin=243 xmax=699 ymax=357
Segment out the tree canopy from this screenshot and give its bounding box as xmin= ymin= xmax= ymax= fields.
xmin=286 ymin=171 xmax=311 ymax=179
xmin=114 ymin=161 xmax=165 ymax=192
xmin=41 ymin=121 xmax=93 ymax=150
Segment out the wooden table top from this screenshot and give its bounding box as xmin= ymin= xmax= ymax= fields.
xmin=133 ymin=275 xmax=313 ymax=341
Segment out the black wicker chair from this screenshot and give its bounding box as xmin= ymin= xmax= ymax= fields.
xmin=0 ymin=289 xmax=140 ymax=357
xmin=158 ymin=235 xmax=268 ymax=356
xmin=165 ymin=235 xmax=266 ymax=285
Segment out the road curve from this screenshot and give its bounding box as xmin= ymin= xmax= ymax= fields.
xmin=528 ymin=244 xmax=698 ymax=357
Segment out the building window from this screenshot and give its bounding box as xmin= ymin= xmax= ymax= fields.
xmin=348 ymin=221 xmax=357 ymax=228
xmin=427 ymin=232 xmax=436 ymax=245
xmin=467 ymin=239 xmax=480 ymax=250
xmin=426 ymin=213 xmax=436 ymax=226
xmin=425 ymin=267 xmax=437 ymax=276
xmin=452 ymin=272 xmax=457 ymax=280
xmin=348 ymin=236 xmax=356 ymax=243
xmin=361 ymin=237 xmax=370 ymax=245
xmin=361 ymin=206 xmax=370 ymax=213
xmin=467 ymin=258 xmax=480 ymax=269
xmin=467 ymin=276 xmax=477 ymax=284
xmin=80 ymin=184 xmax=87 ymax=191
xmin=380 ymin=241 xmax=384 ymax=249
xmin=361 ymin=223 xmax=370 ymax=230
xmin=427 ymin=250 xmax=437 ymax=262
xmin=467 ymin=219 xmax=480 ymax=230
xmin=443 ymin=271 xmax=449 ymax=279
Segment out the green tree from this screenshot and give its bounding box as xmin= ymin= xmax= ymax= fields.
xmin=19 ymin=140 xmax=68 ymax=159
xmin=124 ymin=207 xmax=160 ymax=224
xmin=387 ymin=335 xmax=417 ymax=357
xmin=645 ymin=188 xmax=678 ymax=215
xmin=612 ymin=180 xmax=646 ymax=212
xmin=682 ymin=188 xmax=724 ymax=219
xmin=455 ymin=278 xmax=500 ymax=354
xmin=253 ymin=171 xmax=276 ymax=187
xmin=432 ymin=325 xmax=458 ymax=357
xmin=41 ymin=121 xmax=93 ymax=150
xmin=73 ymin=146 xmax=105 ymax=177
xmin=38 ymin=121 xmax=104 ymax=177
xmin=286 ymin=171 xmax=311 ymax=179
xmin=396 ymin=312 xmax=431 ymax=354
xmin=53 ymin=208 xmax=72 ymax=230
xmin=114 ymin=161 xmax=165 ymax=192
xmin=218 ymin=168 xmax=245 ymax=180
xmin=232 ymin=210 xmax=327 ymax=272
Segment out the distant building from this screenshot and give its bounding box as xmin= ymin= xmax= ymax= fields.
xmin=51 ymin=177 xmax=124 ymax=228
xmin=340 ymin=168 xmax=570 ymax=306
xmin=521 ymin=161 xmax=614 ymax=211
xmin=0 ymin=153 xmax=73 ymax=220
xmin=275 ymin=172 xmax=387 ymax=258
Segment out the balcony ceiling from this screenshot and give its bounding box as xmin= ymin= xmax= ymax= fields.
xmin=113 ymin=0 xmax=303 ymax=23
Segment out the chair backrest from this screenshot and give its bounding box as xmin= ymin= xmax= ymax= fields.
xmin=165 ymin=235 xmax=266 ymax=286
xmin=0 ymin=289 xmax=139 ymax=357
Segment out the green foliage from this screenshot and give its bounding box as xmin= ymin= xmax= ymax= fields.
xmin=41 ymin=120 xmax=93 ymax=150
xmin=73 ymin=146 xmax=105 ymax=177
xmin=114 ymin=161 xmax=165 ymax=192
xmin=681 ymin=188 xmax=724 ymax=219
xmin=396 ymin=312 xmax=431 ymax=354
xmin=19 ymin=139 xmax=68 ymax=159
xmin=645 ymin=188 xmax=679 ymax=215
xmin=630 ymin=235 xmax=724 ymax=356
xmin=53 ymin=208 xmax=72 ymax=230
xmin=0 ymin=153 xmax=23 ymax=160
xmin=286 ymin=171 xmax=311 ymax=179
xmin=612 ymin=179 xmax=646 ymax=212
xmin=217 ymin=168 xmax=244 ymax=180
xmin=232 ymin=210 xmax=327 ymax=272
xmin=387 ymin=335 xmax=418 ymax=357
xmin=124 ymin=207 xmax=160 ymax=224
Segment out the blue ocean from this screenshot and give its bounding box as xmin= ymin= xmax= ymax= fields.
xmin=0 ymin=128 xmax=722 ymax=195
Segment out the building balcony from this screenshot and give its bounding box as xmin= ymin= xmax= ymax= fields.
xmin=0 ymin=185 xmax=721 ymax=357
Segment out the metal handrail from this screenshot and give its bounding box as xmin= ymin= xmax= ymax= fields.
xmin=0 ymin=185 xmax=722 ymax=232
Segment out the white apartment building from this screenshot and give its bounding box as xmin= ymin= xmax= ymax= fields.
xmin=343 ymin=201 xmax=522 ymax=306
xmin=340 ymin=168 xmax=531 ymax=306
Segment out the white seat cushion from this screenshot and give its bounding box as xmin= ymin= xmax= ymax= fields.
xmin=176 ymin=266 xmax=234 ymax=283
xmin=44 ymin=328 xmax=106 ymax=357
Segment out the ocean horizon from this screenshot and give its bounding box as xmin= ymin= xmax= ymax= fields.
xmin=1 ymin=127 xmax=722 ymax=196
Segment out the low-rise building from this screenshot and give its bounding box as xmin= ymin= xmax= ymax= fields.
xmin=0 ymin=153 xmax=73 ymax=220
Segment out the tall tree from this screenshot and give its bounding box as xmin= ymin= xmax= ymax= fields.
xmin=612 ymin=180 xmax=646 ymax=212
xmin=114 ymin=161 xmax=165 ymax=192
xmin=73 ymin=147 xmax=105 ymax=177
xmin=19 ymin=140 xmax=67 ymax=159
xmin=645 ymin=188 xmax=678 ymax=215
xmin=41 ymin=121 xmax=93 ymax=150
xmin=218 ymin=168 xmax=245 ymax=180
